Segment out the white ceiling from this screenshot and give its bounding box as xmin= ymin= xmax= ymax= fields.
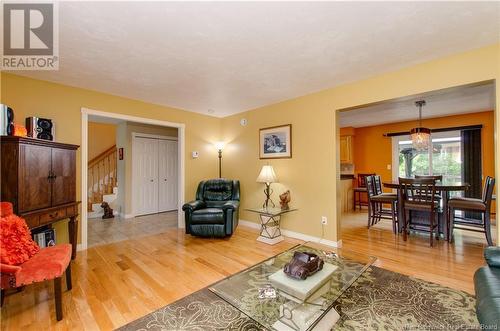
xmin=13 ymin=2 xmax=500 ymax=117
xmin=339 ymin=82 xmax=495 ymax=128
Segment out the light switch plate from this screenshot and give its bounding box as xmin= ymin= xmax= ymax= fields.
xmin=192 ymin=151 xmax=199 ymax=158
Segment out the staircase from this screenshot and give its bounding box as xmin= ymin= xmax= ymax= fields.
xmin=88 ymin=145 xmax=118 ymax=218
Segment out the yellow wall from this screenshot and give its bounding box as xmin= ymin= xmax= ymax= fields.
xmin=88 ymin=122 xmax=116 ymax=160
xmin=222 ymin=44 xmax=499 ymax=244
xmin=1 ymin=73 xmax=221 ymax=244
xmin=2 ymin=43 xmax=499 ymax=246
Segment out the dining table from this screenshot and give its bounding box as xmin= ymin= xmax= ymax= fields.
xmin=383 ymin=181 xmax=470 ymax=242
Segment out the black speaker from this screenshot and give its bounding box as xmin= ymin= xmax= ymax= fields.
xmin=26 ymin=117 xmax=55 ymax=141
xmin=0 ymin=104 xmax=14 ymax=136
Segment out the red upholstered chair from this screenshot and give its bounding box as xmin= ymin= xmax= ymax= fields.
xmin=0 ymin=202 xmax=72 ymax=321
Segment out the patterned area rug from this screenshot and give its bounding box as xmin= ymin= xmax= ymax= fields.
xmin=118 ymin=266 xmax=477 ymax=331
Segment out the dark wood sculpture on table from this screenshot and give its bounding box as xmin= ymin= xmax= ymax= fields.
xmin=101 ymin=202 xmax=114 ymax=219
xmin=279 ymin=190 xmax=291 ymax=210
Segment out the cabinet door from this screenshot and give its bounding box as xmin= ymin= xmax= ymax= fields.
xmin=133 ymin=137 xmax=159 ymax=215
xmin=340 ymin=136 xmax=352 ymax=163
xmin=158 ymin=139 xmax=178 ymax=212
xmin=18 ymin=144 xmax=52 ymax=212
xmin=51 ymin=148 xmax=76 ymax=206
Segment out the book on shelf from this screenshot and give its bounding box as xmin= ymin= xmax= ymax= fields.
xmin=32 ymin=227 xmax=56 ymax=248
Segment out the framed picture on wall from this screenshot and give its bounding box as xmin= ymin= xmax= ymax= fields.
xmin=259 ymin=124 xmax=292 ymax=159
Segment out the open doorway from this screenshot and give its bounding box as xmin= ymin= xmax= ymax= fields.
xmin=86 ymin=115 xmax=180 ymax=247
xmin=337 ymin=81 xmax=497 ymax=246
xmin=81 ymin=108 xmax=185 ymax=250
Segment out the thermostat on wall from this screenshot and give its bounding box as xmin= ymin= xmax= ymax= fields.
xmin=240 ymin=118 xmax=248 ymax=126
xmin=192 ymin=151 xmax=199 ymax=158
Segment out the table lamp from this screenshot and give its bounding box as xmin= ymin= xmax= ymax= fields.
xmin=256 ymin=165 xmax=278 ymax=209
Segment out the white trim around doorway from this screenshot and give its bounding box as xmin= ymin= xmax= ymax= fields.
xmin=80 ymin=107 xmax=186 ymax=251
xmin=132 ymin=132 xmax=178 ymax=141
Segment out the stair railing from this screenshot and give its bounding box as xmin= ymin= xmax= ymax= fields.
xmin=88 ymin=145 xmax=117 ymax=210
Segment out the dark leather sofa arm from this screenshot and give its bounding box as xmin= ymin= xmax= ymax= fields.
xmin=221 ymin=200 xmax=240 ymax=211
xmin=182 ymin=200 xmax=206 ymax=212
xmin=484 ymin=246 xmax=500 ymax=268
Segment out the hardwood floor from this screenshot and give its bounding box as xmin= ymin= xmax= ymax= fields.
xmin=1 ymin=212 xmax=493 ymax=330
xmin=0 ymin=226 xmax=300 ymax=331
xmin=341 ymin=210 xmax=495 ymax=294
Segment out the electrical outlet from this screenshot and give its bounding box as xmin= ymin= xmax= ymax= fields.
xmin=321 ymin=216 xmax=328 ymax=225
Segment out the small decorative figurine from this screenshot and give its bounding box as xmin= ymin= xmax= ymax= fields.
xmin=279 ymin=190 xmax=291 ymax=210
xmin=101 ymin=202 xmax=114 ymax=219
xmin=283 ymin=251 xmax=324 ymax=280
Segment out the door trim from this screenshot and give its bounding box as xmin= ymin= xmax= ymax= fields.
xmin=132 ymin=132 xmax=178 ymax=141
xmin=131 ymin=133 xmax=179 ymax=216
xmin=81 ymin=107 xmax=186 ymax=252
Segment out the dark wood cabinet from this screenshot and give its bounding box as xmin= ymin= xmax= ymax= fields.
xmin=1 ymin=136 xmax=80 ymax=259
xmin=51 ymin=147 xmax=76 ymax=206
xmin=18 ymin=144 xmax=52 ymax=212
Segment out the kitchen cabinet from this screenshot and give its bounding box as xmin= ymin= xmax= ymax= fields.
xmin=340 ymin=177 xmax=354 ymax=213
xmin=340 ymin=135 xmax=353 ymax=163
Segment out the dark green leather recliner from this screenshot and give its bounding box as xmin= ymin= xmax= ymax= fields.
xmin=474 ymin=246 xmax=500 ymax=328
xmin=182 ymin=179 xmax=240 ymax=237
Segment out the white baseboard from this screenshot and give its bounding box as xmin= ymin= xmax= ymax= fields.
xmin=239 ymin=219 xmax=341 ymax=248
xmin=119 ymin=213 xmax=135 ymax=219
xmin=77 ymin=243 xmax=86 ymax=252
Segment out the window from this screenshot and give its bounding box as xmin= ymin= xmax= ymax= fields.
xmin=392 ymin=131 xmax=462 ymax=186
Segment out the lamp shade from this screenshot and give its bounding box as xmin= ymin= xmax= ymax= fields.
xmin=410 ymin=127 xmax=431 ymax=151
xmin=256 ymin=165 xmax=278 ymax=183
xmin=410 ymin=100 xmax=431 ymax=151
xmin=214 ymin=141 xmax=225 ymax=151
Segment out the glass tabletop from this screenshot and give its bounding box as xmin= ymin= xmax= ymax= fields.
xmin=245 ymin=207 xmax=298 ymax=216
xmin=209 ymin=242 xmax=376 ymax=331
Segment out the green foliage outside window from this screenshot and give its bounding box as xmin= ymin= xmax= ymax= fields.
xmin=398 ymin=141 xmax=462 ymax=185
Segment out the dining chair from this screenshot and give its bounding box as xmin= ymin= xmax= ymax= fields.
xmin=415 ymin=175 xmax=443 ymax=203
xmin=353 ymin=173 xmax=375 ymax=211
xmin=399 ymin=177 xmax=440 ymax=246
xmin=415 ymin=175 xmax=443 ymax=181
xmin=448 ymin=176 xmax=495 ymax=246
xmin=374 ymin=175 xmax=397 ymax=197
xmin=366 ymin=175 xmax=398 ymax=233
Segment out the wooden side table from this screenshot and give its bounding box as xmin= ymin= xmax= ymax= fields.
xmin=246 ymin=207 xmax=297 ymax=245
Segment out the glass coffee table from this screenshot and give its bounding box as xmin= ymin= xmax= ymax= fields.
xmin=209 ymin=242 xmax=376 ymax=331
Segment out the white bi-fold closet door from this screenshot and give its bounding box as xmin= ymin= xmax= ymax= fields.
xmin=158 ymin=139 xmax=178 ymax=212
xmin=133 ymin=136 xmax=178 ymax=216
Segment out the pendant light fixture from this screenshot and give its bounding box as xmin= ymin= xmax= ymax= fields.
xmin=410 ymin=100 xmax=431 ymax=151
